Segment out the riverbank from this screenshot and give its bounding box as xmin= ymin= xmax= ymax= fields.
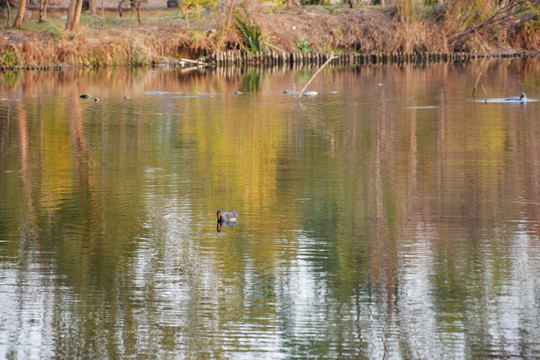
xmin=0 ymin=3 xmax=538 ymax=69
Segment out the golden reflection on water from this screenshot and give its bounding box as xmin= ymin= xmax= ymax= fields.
xmin=0 ymin=58 xmax=540 ymax=359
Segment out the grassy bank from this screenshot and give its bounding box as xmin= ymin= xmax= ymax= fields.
xmin=0 ymin=1 xmax=539 ymax=68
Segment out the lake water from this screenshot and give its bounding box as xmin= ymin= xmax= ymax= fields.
xmin=0 ymin=58 xmax=539 ymax=359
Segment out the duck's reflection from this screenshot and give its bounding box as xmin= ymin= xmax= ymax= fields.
xmin=217 ymin=221 xmax=238 ymax=232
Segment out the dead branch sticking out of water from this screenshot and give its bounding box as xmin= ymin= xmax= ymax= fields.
xmin=481 ymin=84 xmax=488 ymax=104
xmin=298 ymin=54 xmax=338 ymax=98
xmin=472 ymin=72 xmax=482 ymax=97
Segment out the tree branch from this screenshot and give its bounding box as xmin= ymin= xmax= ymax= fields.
xmin=448 ymin=0 xmax=538 ymax=46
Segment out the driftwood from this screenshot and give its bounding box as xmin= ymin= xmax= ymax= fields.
xmin=472 ymin=72 xmax=482 ymax=98
xmin=298 ymin=54 xmax=338 ymax=97
xmin=481 ymin=84 xmax=488 ymax=104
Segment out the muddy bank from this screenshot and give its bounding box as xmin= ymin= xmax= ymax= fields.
xmin=0 ymin=5 xmax=538 ymax=68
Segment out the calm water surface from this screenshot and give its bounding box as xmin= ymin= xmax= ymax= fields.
xmin=1 ymin=59 xmax=540 ymax=359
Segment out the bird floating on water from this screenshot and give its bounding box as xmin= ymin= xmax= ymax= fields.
xmin=217 ymin=210 xmax=238 ymax=224
xmin=505 ymin=92 xmax=526 ymax=101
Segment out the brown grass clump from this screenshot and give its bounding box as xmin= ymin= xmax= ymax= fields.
xmin=251 ymin=7 xmax=400 ymax=53
xmin=0 ymin=32 xmax=57 ymax=67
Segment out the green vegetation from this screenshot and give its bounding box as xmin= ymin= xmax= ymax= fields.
xmin=179 ymin=0 xmax=219 ymax=27
xmin=1 ymin=50 xmax=22 ymax=68
xmin=235 ymin=10 xmax=268 ymax=53
xmin=297 ymin=39 xmax=312 ymax=53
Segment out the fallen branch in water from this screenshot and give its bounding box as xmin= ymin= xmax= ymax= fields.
xmin=180 ymin=58 xmax=205 ymax=65
xmin=472 ymin=72 xmax=482 ymax=98
xmin=481 ymin=84 xmax=488 ymax=103
xmin=298 ymin=54 xmax=338 ymax=98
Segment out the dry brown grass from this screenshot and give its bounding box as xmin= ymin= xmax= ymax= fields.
xmin=0 ymin=3 xmax=537 ymax=68
xmin=252 ymin=7 xmax=400 ymax=53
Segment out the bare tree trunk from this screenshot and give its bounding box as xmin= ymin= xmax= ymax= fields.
xmin=224 ymin=0 xmax=235 ymax=31
xmin=6 ymin=0 xmax=12 ymax=24
xmin=39 ymin=0 xmax=44 ymax=22
xmin=66 ymin=0 xmax=77 ymax=29
xmin=65 ymin=0 xmax=83 ymax=31
xmin=136 ymin=0 xmax=141 ymax=25
xmin=117 ymin=0 xmax=124 ymax=17
xmin=88 ymin=0 xmax=96 ymax=15
xmin=39 ymin=0 xmax=49 ymax=23
xmin=13 ymin=0 xmax=27 ymax=27
xmin=73 ymin=0 xmax=83 ymax=27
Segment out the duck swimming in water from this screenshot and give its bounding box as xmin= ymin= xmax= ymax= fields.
xmin=505 ymin=92 xmax=526 ymax=101
xmin=217 ymin=210 xmax=239 ymax=223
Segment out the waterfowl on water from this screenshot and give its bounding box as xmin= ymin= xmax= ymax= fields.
xmin=505 ymin=92 xmax=526 ymax=101
xmin=217 ymin=210 xmax=238 ymax=223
